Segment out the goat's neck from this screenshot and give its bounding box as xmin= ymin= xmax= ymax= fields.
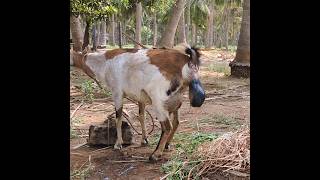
xmin=72 ymin=53 xmax=99 ymax=83
xmin=84 ymin=56 xmax=107 ymax=83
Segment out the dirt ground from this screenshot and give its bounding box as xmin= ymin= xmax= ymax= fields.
xmin=70 ymin=49 xmax=250 ymax=180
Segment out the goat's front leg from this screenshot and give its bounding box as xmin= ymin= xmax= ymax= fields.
xmin=138 ymin=102 xmax=148 ymax=146
xmin=149 ymin=117 xmax=172 ymax=162
xmin=113 ymin=93 xmax=124 ymax=150
xmin=164 ymin=110 xmax=180 ymax=151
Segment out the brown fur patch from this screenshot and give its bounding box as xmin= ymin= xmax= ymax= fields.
xmin=72 ymin=52 xmax=95 ymax=78
xmin=82 ymin=54 xmax=95 ymax=78
xmin=147 ymin=49 xmax=189 ymax=80
xmin=105 ymin=48 xmax=139 ymax=60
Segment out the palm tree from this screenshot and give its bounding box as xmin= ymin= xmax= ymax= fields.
xmin=92 ymin=23 xmax=98 ymax=51
xmin=82 ymin=20 xmax=90 ymax=50
xmin=190 ymin=0 xmax=209 ymax=46
xmin=185 ymin=0 xmax=191 ymax=43
xmin=158 ymin=0 xmax=186 ymax=48
xmin=152 ymin=13 xmax=157 ymax=46
xmin=229 ymin=0 xmax=250 ymax=77
xmin=99 ymin=21 xmax=107 ymax=48
xmin=191 ymin=23 xmax=197 ymax=45
xmin=95 ymin=21 xmax=101 ymax=48
xmin=177 ymin=9 xmax=187 ymax=44
xmin=70 ymin=15 xmax=83 ymax=51
xmin=204 ymin=1 xmax=215 ymax=48
xmin=135 ymin=2 xmax=142 ymax=48
xmin=110 ymin=14 xmax=116 ymax=46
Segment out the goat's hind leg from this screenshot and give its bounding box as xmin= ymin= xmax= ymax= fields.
xmin=164 ymin=110 xmax=179 ymax=151
xmin=113 ymin=93 xmax=124 ymax=150
xmin=138 ymin=102 xmax=148 ymax=146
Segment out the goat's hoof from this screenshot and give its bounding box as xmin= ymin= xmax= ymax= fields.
xmin=149 ymin=154 xmax=161 ymax=162
xmin=141 ymin=139 xmax=149 ymax=146
xmin=113 ymin=144 xmax=122 ymax=150
xmin=164 ymin=143 xmax=172 ymax=152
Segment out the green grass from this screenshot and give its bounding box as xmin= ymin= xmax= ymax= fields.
xmin=228 ymin=45 xmax=237 ymax=52
xmin=189 ymin=114 xmax=242 ymax=132
xmin=208 ymin=62 xmax=231 ymax=76
xmin=157 ymin=132 xmax=218 ymax=180
xmin=213 ymin=114 xmax=240 ymax=126
xmin=70 ymin=163 xmax=93 ymax=180
xmin=81 ymin=80 xmax=95 ymax=102
xmin=173 ymin=132 xmax=217 ymax=155
xmin=101 ymin=88 xmax=112 ymax=97
xmin=70 ymin=117 xmax=82 ymax=139
xmin=79 ymin=80 xmax=112 ymax=102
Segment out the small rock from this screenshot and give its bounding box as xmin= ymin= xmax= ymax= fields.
xmin=87 ymin=118 xmax=133 ymax=146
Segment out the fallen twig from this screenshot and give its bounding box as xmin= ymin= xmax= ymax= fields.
xmin=160 ymin=161 xmax=188 ymax=180
xmin=131 ymin=155 xmax=146 ymax=159
xmin=187 ymin=163 xmax=200 ymax=180
xmin=70 ymin=101 xmax=84 ymax=119
xmin=110 ymin=159 xmax=148 ymax=163
xmin=72 ymin=142 xmax=88 ymax=150
xmin=89 ymin=146 xmax=112 ymax=154
xmin=70 ymin=152 xmax=85 ymax=156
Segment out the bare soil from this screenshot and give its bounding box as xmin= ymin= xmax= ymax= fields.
xmin=70 ymin=49 xmax=250 ymax=180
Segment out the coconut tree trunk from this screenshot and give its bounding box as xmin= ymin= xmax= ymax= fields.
xmin=135 ymin=2 xmax=142 ymax=49
xmin=177 ymin=9 xmax=187 ymax=44
xmin=191 ymin=23 xmax=196 ymax=46
xmin=191 ymin=23 xmax=196 ymax=45
xmin=195 ymin=26 xmax=198 ymax=45
xmin=114 ymin=17 xmax=119 ymax=45
xmin=70 ymin=15 xmax=83 ymax=51
xmin=225 ymin=10 xmax=229 ymax=51
xmin=81 ymin=18 xmax=86 ymax=35
xmin=123 ymin=20 xmax=127 ymax=45
xmin=82 ymin=21 xmax=90 ymax=50
xmin=99 ymin=21 xmax=107 ymax=47
xmin=95 ymin=21 xmax=101 ymax=47
xmin=229 ymin=0 xmax=250 ymax=78
xmin=118 ymin=21 xmax=122 ymax=48
xmin=211 ymin=9 xmax=215 ymax=47
xmin=110 ymin=14 xmax=116 ymax=46
xmin=185 ymin=0 xmax=191 ymax=43
xmin=153 ymin=13 xmax=157 ymax=47
xmin=158 ymin=0 xmax=185 ymax=48
xmin=92 ymin=23 xmax=98 ymax=51
xmin=223 ymin=0 xmax=229 ymax=51
xmin=205 ymin=2 xmax=214 ymax=48
xmin=202 ymin=30 xmax=206 ymax=46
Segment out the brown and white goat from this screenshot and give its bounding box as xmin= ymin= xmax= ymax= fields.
xmin=70 ymin=44 xmax=205 ymax=161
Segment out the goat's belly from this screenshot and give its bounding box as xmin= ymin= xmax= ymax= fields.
xmin=123 ymin=89 xmax=152 ymax=105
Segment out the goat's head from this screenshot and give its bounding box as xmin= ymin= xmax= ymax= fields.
xmin=70 ymin=48 xmax=95 ymax=79
xmin=184 ymin=46 xmax=205 ymax=107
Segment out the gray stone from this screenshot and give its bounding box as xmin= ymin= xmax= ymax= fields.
xmin=87 ymin=117 xmax=133 ymax=146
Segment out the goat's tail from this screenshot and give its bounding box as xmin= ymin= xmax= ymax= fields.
xmin=185 ymin=46 xmax=201 ymax=66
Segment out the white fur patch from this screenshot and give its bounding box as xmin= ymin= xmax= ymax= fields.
xmin=182 ymin=63 xmax=192 ymax=80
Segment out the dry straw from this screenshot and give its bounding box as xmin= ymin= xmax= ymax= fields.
xmin=192 ymin=125 xmax=250 ymax=178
